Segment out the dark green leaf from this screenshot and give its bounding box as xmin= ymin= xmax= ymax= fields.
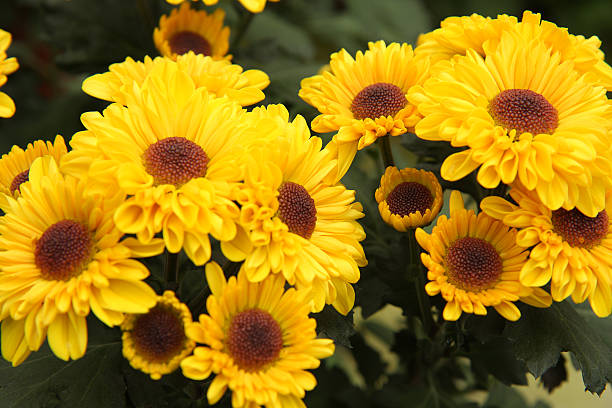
xmin=468 ymin=337 xmax=527 ymax=386
xmin=315 ymin=306 xmax=355 ymax=348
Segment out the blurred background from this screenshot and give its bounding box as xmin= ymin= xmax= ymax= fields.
xmin=0 ymin=0 xmax=611 ymax=406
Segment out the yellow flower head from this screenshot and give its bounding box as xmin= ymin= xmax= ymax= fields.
xmin=375 ymin=166 xmax=443 ymax=231
xmin=299 ymin=41 xmax=430 ymax=163
xmin=155 ymin=3 xmax=230 ymax=60
xmin=482 ymin=188 xmax=612 ymax=317
xmin=415 ymin=191 xmax=552 ymax=321
xmin=82 ymin=53 xmax=269 ymax=107
xmin=0 ymin=157 xmax=163 ymax=366
xmin=62 ymin=66 xmax=258 ymax=266
xmin=0 ymin=29 xmax=19 ymax=118
xmin=181 ymin=262 xmax=335 ymax=408
xmin=165 ymin=0 xmax=279 ymax=14
xmin=121 ymin=291 xmax=195 ymax=380
xmin=220 ymin=105 xmax=367 ymax=315
xmin=415 ymin=10 xmax=612 ymax=90
xmin=0 ymin=135 xmax=67 ymax=207
xmin=409 ymin=31 xmax=612 ymax=217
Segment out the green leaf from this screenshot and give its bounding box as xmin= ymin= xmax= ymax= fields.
xmin=468 ymin=336 xmax=527 ymax=386
xmin=504 ymin=301 xmax=612 ymax=395
xmin=0 ymin=318 xmax=124 ymax=408
xmin=350 ymin=334 xmax=385 ymax=386
xmin=484 ymin=382 xmax=551 ymax=408
xmin=315 ymin=306 xmax=355 ymax=348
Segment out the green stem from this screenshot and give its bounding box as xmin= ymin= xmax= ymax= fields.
xmin=230 ymin=12 xmax=255 ymax=51
xmin=408 ymin=230 xmax=433 ymax=335
xmin=164 ymin=251 xmax=180 ymax=287
xmin=377 ymin=135 xmax=395 ymax=169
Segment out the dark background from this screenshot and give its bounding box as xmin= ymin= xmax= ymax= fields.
xmin=0 ymin=0 xmax=610 ymax=154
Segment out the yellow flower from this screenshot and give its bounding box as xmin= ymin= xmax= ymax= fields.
xmin=0 ymin=157 xmax=164 ymax=366
xmin=375 ymin=167 xmax=443 ymax=231
xmin=415 ymin=191 xmax=552 ymax=321
xmin=415 ymin=11 xmax=612 ymax=90
xmin=299 ymin=41 xmax=430 ymax=167
xmin=82 ymin=53 xmax=269 ymax=107
xmin=181 ymin=262 xmax=334 ymax=407
xmin=165 ymin=0 xmax=279 ymax=14
xmin=482 ymin=188 xmax=612 ymax=317
xmin=220 ymin=105 xmax=367 ymax=314
xmin=63 ymin=66 xmax=256 ymax=266
xmin=155 ymin=3 xmax=230 ymax=60
xmin=0 ymin=135 xmax=67 ymax=207
xmin=0 ymin=29 xmax=19 ymax=118
xmin=121 ymin=291 xmax=195 ymax=380
xmin=409 ymin=31 xmax=612 ymax=217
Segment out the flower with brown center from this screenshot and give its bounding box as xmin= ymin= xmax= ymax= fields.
xmin=375 ymin=166 xmax=443 ymax=231
xmin=0 ymin=157 xmax=164 ymax=366
xmin=481 ymin=187 xmax=612 ymax=317
xmin=0 ymin=135 xmax=67 ymax=209
xmin=299 ymin=40 xmax=430 ymax=171
xmin=154 ymin=3 xmax=230 ymax=60
xmin=0 ymin=28 xmax=18 ymax=118
xmin=416 ymin=190 xmax=552 ymax=321
xmin=122 ymin=291 xmax=195 ymax=380
xmin=220 ymin=105 xmax=366 ymax=315
xmin=180 ymin=262 xmax=335 ymax=407
xmin=409 ymin=31 xmax=612 ymax=217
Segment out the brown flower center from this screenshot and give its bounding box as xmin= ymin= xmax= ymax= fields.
xmin=350 ymin=82 xmax=407 ymax=120
xmin=143 ymin=137 xmax=209 ymax=186
xmin=9 ymin=169 xmax=29 ymax=194
xmin=35 ymin=220 xmax=92 ymax=281
xmin=168 ymin=31 xmax=211 ymax=56
xmin=227 ymin=308 xmax=283 ymax=372
xmin=277 ymin=182 xmax=317 ymax=239
xmin=489 ymin=89 xmax=558 ymax=135
xmin=132 ymin=305 xmax=186 ymax=363
xmin=551 ymin=208 xmax=608 ymax=248
xmin=445 ymin=237 xmax=503 ymax=292
xmin=386 ymin=181 xmax=433 ymax=217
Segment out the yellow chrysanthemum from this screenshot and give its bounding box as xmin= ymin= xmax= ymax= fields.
xmin=220 ymin=105 xmax=367 ymax=315
xmin=482 ymin=188 xmax=612 ymax=317
xmin=375 ymin=166 xmax=443 ymax=231
xmin=415 ymin=191 xmax=552 ymax=321
xmin=82 ymin=52 xmax=269 ymax=107
xmin=0 ymin=29 xmax=19 ymax=118
xmin=409 ymin=31 xmax=612 ymax=217
xmin=415 ymin=11 xmax=612 ymax=90
xmin=62 ymin=65 xmax=258 ymax=266
xmin=121 ymin=290 xmax=195 ymax=380
xmin=155 ymin=3 xmax=230 ymax=60
xmin=181 ymin=262 xmax=335 ymax=408
xmin=165 ymin=0 xmax=279 ymax=14
xmin=299 ymin=40 xmax=430 ymax=166
xmin=0 ymin=157 xmax=164 ymax=366
xmin=0 ymin=135 xmax=67 ymax=208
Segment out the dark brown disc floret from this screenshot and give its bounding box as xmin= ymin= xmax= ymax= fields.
xmin=277 ymin=182 xmax=317 ymax=239
xmin=131 ymin=305 xmax=187 ymax=363
xmin=386 ymin=181 xmax=433 ymax=217
xmin=227 ymin=308 xmax=284 ymax=372
xmin=143 ymin=137 xmax=209 ymax=186
xmin=350 ymin=82 xmax=408 ymax=120
xmin=445 ymin=237 xmax=503 ymax=292
xmin=168 ymin=31 xmax=212 ymax=56
xmin=551 ymin=208 xmax=608 ymax=248
xmin=489 ymin=89 xmax=558 ymax=135
xmin=9 ymin=169 xmax=29 ymax=194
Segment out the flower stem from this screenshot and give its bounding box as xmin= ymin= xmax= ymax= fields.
xmin=408 ymin=230 xmax=433 ymax=334
xmin=377 ymin=135 xmax=395 ymax=169
xmin=164 ymin=251 xmax=180 ymax=288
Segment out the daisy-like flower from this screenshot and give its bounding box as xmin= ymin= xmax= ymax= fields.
xmin=82 ymin=52 xmax=269 ymax=107
xmin=415 ymin=11 xmax=612 ymax=90
xmin=155 ymin=3 xmax=230 ymax=60
xmin=165 ymin=0 xmax=279 ymax=14
xmin=409 ymin=31 xmax=612 ymax=217
xmin=121 ymin=291 xmax=195 ymax=380
xmin=0 ymin=29 xmax=19 ymax=118
xmin=298 ymin=41 xmax=430 ymax=167
xmin=415 ymin=191 xmax=552 ymax=321
xmin=0 ymin=135 xmax=67 ymax=207
xmin=181 ymin=262 xmax=335 ymax=408
xmin=220 ymin=105 xmax=367 ymax=314
xmin=375 ymin=166 xmax=443 ymax=231
xmin=62 ymin=66 xmax=257 ymax=266
xmin=482 ymin=188 xmax=612 ymax=317
xmin=0 ymin=157 xmax=163 ymax=366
